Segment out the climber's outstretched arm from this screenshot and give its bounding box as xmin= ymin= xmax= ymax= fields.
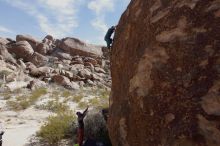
xmin=82 ymin=106 xmax=89 ymax=118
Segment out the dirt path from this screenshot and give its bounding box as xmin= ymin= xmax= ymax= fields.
xmin=0 ymin=107 xmax=52 ymax=146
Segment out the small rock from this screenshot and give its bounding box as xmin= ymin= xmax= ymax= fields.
xmin=57 ymin=64 xmax=64 ymax=69
xmin=79 ymin=69 xmax=92 ymax=79
xmin=52 ymin=75 xmax=71 ymax=87
xmin=84 ymin=62 xmax=95 ymax=72
xmin=64 ymin=71 xmax=73 ymax=79
xmin=87 ymin=79 xmax=95 ymax=86
xmin=44 ymin=35 xmax=54 ymax=42
xmin=95 ymin=67 xmax=106 ymax=74
xmin=84 ymin=57 xmax=98 ymax=66
xmin=27 ymin=79 xmax=47 ymax=90
xmin=6 ymin=81 xmax=28 ymax=91
xmin=70 ymin=82 xmax=80 ymax=90
xmin=56 ymin=52 xmax=72 ymax=60
xmin=78 ymin=81 xmax=85 ymax=87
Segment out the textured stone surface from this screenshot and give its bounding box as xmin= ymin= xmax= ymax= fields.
xmin=16 ymin=34 xmax=40 ymax=49
xmin=27 ymin=52 xmax=49 ymax=67
xmin=0 ymin=44 xmax=17 ymax=65
xmin=0 ymin=37 xmax=9 ymax=45
xmin=109 ymin=0 xmax=220 ymax=146
xmin=7 ymin=41 xmax=34 ymax=60
xmin=35 ymin=43 xmax=52 ymax=55
xmin=59 ymin=37 xmax=103 ymax=58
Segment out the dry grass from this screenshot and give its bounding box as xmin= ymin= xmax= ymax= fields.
xmin=0 ymin=70 xmax=11 ymax=79
xmin=78 ymin=101 xmax=88 ymax=109
xmin=62 ymin=90 xmax=72 ymax=98
xmin=35 ymin=100 xmax=69 ymax=113
xmin=6 ymin=88 xmax=47 ymax=110
xmin=71 ymin=94 xmax=84 ymax=103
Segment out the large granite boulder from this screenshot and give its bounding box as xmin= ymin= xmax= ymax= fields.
xmin=16 ymin=34 xmax=40 ymax=49
xmin=27 ymin=52 xmax=49 ymax=67
xmin=0 ymin=37 xmax=9 ymax=45
xmin=52 ymin=74 xmax=79 ymax=89
xmin=7 ymin=41 xmax=48 ymax=67
xmin=43 ymin=35 xmax=54 ymax=42
xmin=109 ymin=1 xmax=220 ymax=146
xmin=56 ymin=52 xmax=73 ymax=60
xmin=0 ymin=44 xmax=17 ymax=65
xmin=7 ymin=41 xmax=34 ymax=60
xmin=59 ymin=37 xmax=103 ymax=58
xmin=35 ymin=43 xmax=52 ymax=55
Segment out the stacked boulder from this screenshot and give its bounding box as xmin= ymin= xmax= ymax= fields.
xmin=0 ymin=35 xmax=110 ymax=91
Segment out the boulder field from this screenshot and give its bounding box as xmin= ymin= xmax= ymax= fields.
xmin=0 ymin=35 xmax=111 ymax=91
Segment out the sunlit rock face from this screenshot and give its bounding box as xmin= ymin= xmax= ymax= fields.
xmin=109 ymin=0 xmax=220 ymax=146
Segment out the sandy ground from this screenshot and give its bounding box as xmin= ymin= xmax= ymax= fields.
xmin=0 ymin=95 xmax=80 ymax=146
xmin=0 ymin=87 xmax=101 ymax=146
xmin=0 ymin=106 xmax=52 ymax=146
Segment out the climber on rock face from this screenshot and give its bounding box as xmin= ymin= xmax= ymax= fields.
xmin=104 ymin=26 xmax=116 ymax=49
xmin=76 ymin=106 xmax=89 ymax=146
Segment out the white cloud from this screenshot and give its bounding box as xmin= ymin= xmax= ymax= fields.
xmin=88 ymin=0 xmax=116 ymax=36
xmin=2 ymin=0 xmax=81 ymax=38
xmin=88 ymin=0 xmax=114 ymax=15
xmin=0 ymin=25 xmax=13 ymax=33
xmin=91 ymin=17 xmax=108 ymax=34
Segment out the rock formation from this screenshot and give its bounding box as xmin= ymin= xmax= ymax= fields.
xmin=59 ymin=37 xmax=103 ymax=58
xmin=16 ymin=34 xmax=40 ymax=50
xmin=0 ymin=37 xmax=9 ymax=45
xmin=109 ymin=0 xmax=220 ymax=146
xmin=0 ymin=34 xmax=111 ymax=91
xmin=0 ymin=44 xmax=17 ymax=65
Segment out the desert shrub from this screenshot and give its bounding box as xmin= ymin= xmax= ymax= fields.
xmin=6 ymin=88 xmax=47 ymax=110
xmin=51 ymin=90 xmax=60 ymax=97
xmin=36 ymin=100 xmax=69 ymax=113
xmin=3 ymin=95 xmax=11 ymax=100
xmin=0 ymin=70 xmax=11 ymax=79
xmin=6 ymin=96 xmax=29 ymax=110
xmin=78 ymin=101 xmax=88 ymax=109
xmin=62 ymin=90 xmax=72 ymax=98
xmin=37 ymin=112 xmax=76 ymax=145
xmin=71 ymin=94 xmax=83 ymax=103
xmin=88 ymin=97 xmax=109 ymax=109
xmin=99 ymin=89 xmax=110 ymax=99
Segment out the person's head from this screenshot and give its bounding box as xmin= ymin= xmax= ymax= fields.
xmin=76 ymin=112 xmax=81 ymax=116
xmin=111 ymin=26 xmax=116 ymax=30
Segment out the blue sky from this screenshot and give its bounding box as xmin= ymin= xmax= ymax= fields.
xmin=0 ymin=0 xmax=130 ymax=45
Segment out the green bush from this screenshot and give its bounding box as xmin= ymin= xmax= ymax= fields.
xmin=37 ymin=112 xmax=75 ymax=145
